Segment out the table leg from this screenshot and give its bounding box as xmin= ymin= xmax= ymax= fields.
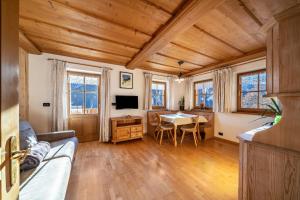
xmin=174 ymin=124 xmax=177 ymax=147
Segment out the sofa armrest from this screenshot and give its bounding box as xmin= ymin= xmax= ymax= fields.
xmin=36 ymin=130 xmax=76 ymax=142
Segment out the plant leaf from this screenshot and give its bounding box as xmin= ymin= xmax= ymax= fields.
xmin=267 ymin=104 xmax=279 ymax=115
xmin=271 ymin=98 xmax=282 ymax=115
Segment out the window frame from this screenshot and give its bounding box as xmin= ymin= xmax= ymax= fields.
xmin=67 ymin=71 xmax=100 ymax=116
xmin=193 ymin=79 xmax=213 ymax=110
xmin=151 ymin=81 xmax=167 ymax=110
xmin=237 ymin=69 xmax=267 ymax=113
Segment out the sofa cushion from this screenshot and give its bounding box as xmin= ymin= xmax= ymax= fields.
xmin=20 ymin=157 xmax=72 ymax=200
xmin=44 ymin=137 xmax=78 ymax=162
xmin=19 ymin=120 xmax=38 ymax=150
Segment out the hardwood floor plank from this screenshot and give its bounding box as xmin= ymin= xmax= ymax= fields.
xmin=66 ymin=136 xmax=238 ymax=200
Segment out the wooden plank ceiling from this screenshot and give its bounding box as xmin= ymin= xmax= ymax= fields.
xmin=19 ymin=0 xmax=299 ymax=75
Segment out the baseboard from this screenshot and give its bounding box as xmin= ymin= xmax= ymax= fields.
xmin=213 ymin=137 xmax=239 ymax=145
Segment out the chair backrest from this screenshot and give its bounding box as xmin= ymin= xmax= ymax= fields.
xmin=155 ymin=112 xmax=162 ymax=126
xmin=192 ymin=116 xmax=200 ymax=130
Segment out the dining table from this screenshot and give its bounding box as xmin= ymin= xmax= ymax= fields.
xmin=160 ymin=113 xmax=208 ymax=146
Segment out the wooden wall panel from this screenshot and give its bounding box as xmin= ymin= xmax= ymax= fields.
xmin=19 ymin=48 xmax=29 ymax=120
xmin=278 ymin=13 xmax=300 ymax=93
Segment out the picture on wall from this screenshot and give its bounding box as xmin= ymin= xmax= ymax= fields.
xmin=120 ymin=71 xmax=133 ymax=89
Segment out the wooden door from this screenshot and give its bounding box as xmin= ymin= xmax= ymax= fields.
xmin=67 ymin=72 xmax=100 ymax=142
xmin=1 ymin=0 xmax=20 ymax=199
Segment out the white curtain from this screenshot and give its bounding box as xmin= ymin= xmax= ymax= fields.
xmin=51 ymin=60 xmax=68 ymax=131
xmin=144 ymin=73 xmax=152 ymax=110
xmin=99 ymin=68 xmax=111 ymax=142
xmin=213 ymin=68 xmax=232 ymax=113
xmin=184 ymin=77 xmax=193 ymax=110
xmin=167 ymin=76 xmax=175 ymax=110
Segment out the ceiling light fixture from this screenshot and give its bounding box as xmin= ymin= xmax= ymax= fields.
xmin=175 ymin=60 xmax=184 ymax=83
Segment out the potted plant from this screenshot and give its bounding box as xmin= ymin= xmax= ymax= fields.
xmin=260 ymin=98 xmax=282 ymax=125
xmin=178 ymin=96 xmax=185 ymax=111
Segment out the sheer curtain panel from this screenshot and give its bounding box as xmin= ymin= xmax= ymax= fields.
xmin=144 ymin=73 xmax=153 ymax=110
xmin=99 ymin=68 xmax=111 ymax=142
xmin=51 ymin=60 xmax=68 ymax=131
xmin=213 ymin=68 xmax=232 ymax=113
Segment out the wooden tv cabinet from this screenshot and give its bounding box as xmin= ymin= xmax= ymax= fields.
xmin=111 ymin=116 xmax=143 ymax=144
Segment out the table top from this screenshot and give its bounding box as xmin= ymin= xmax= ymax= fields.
xmin=160 ymin=113 xmax=208 ymax=125
xmin=160 ymin=113 xmax=197 ymax=119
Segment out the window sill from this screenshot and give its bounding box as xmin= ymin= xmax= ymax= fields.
xmin=232 ymin=111 xmax=274 ymax=117
xmin=191 ymin=109 xmax=213 ymax=113
xmin=152 ymin=107 xmax=167 ymax=110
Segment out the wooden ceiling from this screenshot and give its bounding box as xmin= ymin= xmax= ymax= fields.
xmin=19 ymin=0 xmax=299 ymax=75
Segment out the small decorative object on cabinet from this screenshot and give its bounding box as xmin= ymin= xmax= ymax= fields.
xmin=111 ymin=116 xmax=143 ymax=144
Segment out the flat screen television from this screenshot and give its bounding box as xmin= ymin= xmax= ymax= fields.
xmin=116 ymin=95 xmax=138 ymax=109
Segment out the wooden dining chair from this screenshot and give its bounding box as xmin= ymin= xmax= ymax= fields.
xmin=180 ymin=116 xmax=200 ymax=147
xmin=155 ymin=113 xmax=174 ymax=145
xmin=150 ymin=112 xmax=160 ymax=140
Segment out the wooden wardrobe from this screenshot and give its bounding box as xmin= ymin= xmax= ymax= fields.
xmin=238 ymin=5 xmax=300 ymax=200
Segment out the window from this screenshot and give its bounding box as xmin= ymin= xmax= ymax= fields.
xmin=152 ymin=81 xmax=166 ymax=109
xmin=237 ymin=69 xmax=270 ymax=112
xmin=68 ymin=72 xmax=99 ymax=115
xmin=194 ymin=80 xmax=213 ymax=109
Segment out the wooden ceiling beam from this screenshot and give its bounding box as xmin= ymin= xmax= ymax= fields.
xmin=171 ymin=42 xmax=221 ymax=61
xmin=20 ymin=0 xmax=150 ymax=48
xmin=156 ymin=52 xmax=204 ymax=67
xmin=126 ymin=0 xmax=225 ymax=69
xmin=25 ymin=34 xmax=132 ymax=59
xmin=51 ymin=0 xmax=152 ymax=37
xmin=20 ymin=16 xmax=140 ymax=51
xmin=138 ymin=66 xmax=180 ymax=75
xmin=145 ymin=61 xmax=189 ymax=71
xmin=29 ymin=36 xmax=131 ymax=65
xmin=19 ymin=31 xmax=41 ymax=54
xmin=237 ymin=0 xmax=263 ymax=26
xmin=193 ymin=25 xmax=245 ymax=54
xmin=184 ymin=48 xmax=266 ymax=76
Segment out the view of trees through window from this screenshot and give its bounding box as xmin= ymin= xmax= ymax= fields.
xmin=69 ymin=73 xmax=99 ymax=114
xmin=194 ymin=80 xmax=213 ymax=109
xmin=152 ymin=81 xmax=166 ymax=108
xmin=238 ymin=70 xmax=270 ymax=111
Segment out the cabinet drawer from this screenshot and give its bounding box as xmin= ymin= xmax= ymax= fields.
xmin=131 ymin=131 xmax=143 ymax=138
xmin=116 ymin=127 xmax=130 ymax=139
xmin=131 ymin=126 xmax=143 ymax=132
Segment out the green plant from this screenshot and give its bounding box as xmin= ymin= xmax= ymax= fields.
xmin=178 ymin=96 xmax=185 ymax=106
xmin=260 ymin=98 xmax=282 ymax=125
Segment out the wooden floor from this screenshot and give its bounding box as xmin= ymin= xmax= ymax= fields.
xmin=66 ymin=136 xmax=239 ymax=200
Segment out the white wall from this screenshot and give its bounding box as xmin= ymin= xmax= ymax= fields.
xmin=28 ymin=53 xmax=272 ymax=143
xmin=190 ymin=58 xmax=273 ymax=142
xmin=28 ymin=53 xmax=183 ymax=133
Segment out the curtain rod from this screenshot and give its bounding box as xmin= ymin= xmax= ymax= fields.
xmin=144 ymin=72 xmax=176 ymax=78
xmin=190 ymin=56 xmax=266 ymax=77
xmin=47 ymin=58 xmax=113 ymax=70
